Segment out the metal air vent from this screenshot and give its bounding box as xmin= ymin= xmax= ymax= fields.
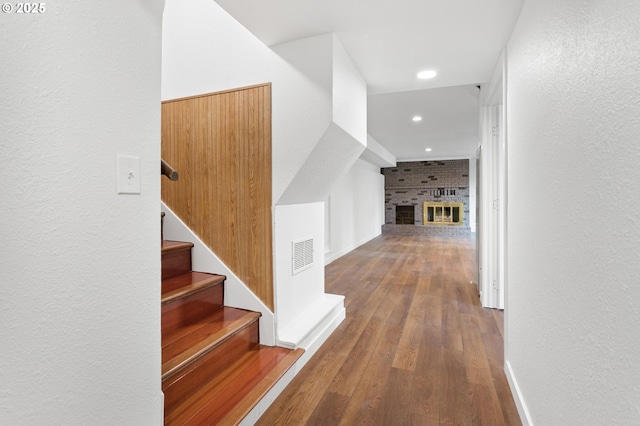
xmin=292 ymin=237 xmax=314 ymax=275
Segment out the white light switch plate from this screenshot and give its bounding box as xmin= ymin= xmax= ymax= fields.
xmin=117 ymin=154 xmax=141 ymax=194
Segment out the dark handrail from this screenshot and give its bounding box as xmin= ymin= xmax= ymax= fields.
xmin=161 ymin=159 xmax=179 ymax=181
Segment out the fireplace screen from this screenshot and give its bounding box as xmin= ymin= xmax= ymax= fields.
xmin=396 ymin=205 xmax=415 ymax=224
xmin=423 ymin=202 xmax=463 ymax=226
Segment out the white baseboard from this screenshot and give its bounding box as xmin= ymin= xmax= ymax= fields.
xmin=158 ymin=392 xmax=164 ymax=426
xmin=295 ymin=298 xmax=345 ymax=366
xmin=325 ymin=230 xmax=381 ymax=265
xmin=277 ymin=293 xmax=345 ymax=350
xmin=505 ymin=360 xmax=534 ymax=426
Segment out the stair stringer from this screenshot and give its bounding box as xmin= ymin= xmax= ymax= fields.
xmin=161 ymin=202 xmax=275 ymax=346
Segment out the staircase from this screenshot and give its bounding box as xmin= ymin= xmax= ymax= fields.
xmin=161 ymin=239 xmax=303 ymax=425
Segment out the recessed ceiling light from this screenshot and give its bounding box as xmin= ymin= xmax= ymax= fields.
xmin=425 ymin=148 xmax=432 ymax=152
xmin=412 ymin=116 xmax=422 ymax=122
xmin=417 ymin=70 xmax=437 ymax=80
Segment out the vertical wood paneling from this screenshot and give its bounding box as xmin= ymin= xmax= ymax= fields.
xmin=161 ymin=84 xmax=273 ymax=310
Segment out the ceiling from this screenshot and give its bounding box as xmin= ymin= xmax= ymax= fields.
xmin=214 ymin=0 xmax=524 ymax=161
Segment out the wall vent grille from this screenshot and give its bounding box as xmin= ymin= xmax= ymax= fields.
xmin=292 ymin=238 xmax=314 ymax=275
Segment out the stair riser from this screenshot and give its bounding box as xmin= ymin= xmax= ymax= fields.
xmin=162 ymin=285 xmax=224 ymax=337
xmin=162 ymin=321 xmax=260 ymax=415
xmin=162 ymin=249 xmax=192 ymax=280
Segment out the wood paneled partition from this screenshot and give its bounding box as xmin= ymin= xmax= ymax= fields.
xmin=161 ymin=84 xmax=273 ymax=310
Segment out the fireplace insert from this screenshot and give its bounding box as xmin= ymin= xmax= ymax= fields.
xmin=423 ymin=202 xmax=463 ymax=226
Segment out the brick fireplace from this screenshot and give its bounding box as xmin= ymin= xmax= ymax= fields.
xmin=382 ymin=159 xmax=471 ymax=237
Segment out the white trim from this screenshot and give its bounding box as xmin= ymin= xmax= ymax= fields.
xmin=324 ymin=230 xmax=381 ymax=265
xmin=276 ymin=293 xmax=345 ymax=350
xmin=158 ymin=392 xmax=164 ymax=426
xmin=397 ymin=154 xmax=472 ymax=162
xmin=477 ymin=49 xmax=507 ymax=310
xmin=502 ymin=48 xmax=510 ymax=360
xmin=505 ymin=360 xmax=534 ymax=426
xmin=161 ymin=202 xmax=276 ymax=346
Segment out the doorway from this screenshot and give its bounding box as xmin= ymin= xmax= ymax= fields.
xmin=477 ymin=51 xmax=507 ymax=310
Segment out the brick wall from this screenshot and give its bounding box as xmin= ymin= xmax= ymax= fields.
xmin=382 ymin=160 xmax=471 ymax=236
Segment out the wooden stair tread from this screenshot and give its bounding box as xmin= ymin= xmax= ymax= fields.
xmin=162 ymin=307 xmax=261 ymax=380
xmin=162 ymin=271 xmax=225 ymax=303
xmin=162 ymin=240 xmax=194 ymax=254
xmin=166 ymin=346 xmax=304 ymax=426
xmin=160 ymin=236 xmax=298 ymax=425
xmin=162 ymin=306 xmax=255 ymax=357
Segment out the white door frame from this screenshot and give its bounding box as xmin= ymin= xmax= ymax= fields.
xmin=477 ymin=50 xmax=507 ymax=310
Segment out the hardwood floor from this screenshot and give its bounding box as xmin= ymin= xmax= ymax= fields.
xmin=257 ymin=234 xmax=521 ymax=426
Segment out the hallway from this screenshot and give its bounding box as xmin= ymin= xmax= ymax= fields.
xmin=258 ymin=234 xmax=521 ymax=425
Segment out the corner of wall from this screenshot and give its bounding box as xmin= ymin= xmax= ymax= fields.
xmin=271 ymin=33 xmax=368 ymax=205
xmin=277 ymin=122 xmax=366 ymax=205
xmin=331 ymin=35 xmax=368 ymax=145
xmin=360 ymin=135 xmax=397 ymax=168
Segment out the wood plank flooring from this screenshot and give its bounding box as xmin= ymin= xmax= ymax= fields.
xmin=257 ymin=234 xmax=521 ymax=426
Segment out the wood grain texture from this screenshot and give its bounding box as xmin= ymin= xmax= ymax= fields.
xmin=162 ymin=319 xmax=260 ymax=414
xmin=166 ymin=346 xmax=302 ymax=426
xmin=161 ymin=84 xmax=273 ymax=310
xmin=161 ymin=272 xmax=225 ymax=304
xmin=161 ymin=241 xmax=193 ymax=281
xmin=257 ymin=234 xmax=521 ymax=426
xmin=217 ymin=348 xmax=305 ymax=425
xmin=161 ymin=280 xmax=225 ymax=337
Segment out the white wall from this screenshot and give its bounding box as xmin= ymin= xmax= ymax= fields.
xmin=275 ymin=34 xmax=368 ymax=206
xmin=332 ymin=36 xmax=368 ymax=144
xmin=274 ymin=203 xmax=326 ymax=329
xmin=325 ymin=159 xmax=386 ymax=264
xmin=0 ymin=1 xmax=164 ymax=424
xmin=274 ymin=202 xmax=345 ymax=352
xmin=162 ymin=0 xmax=331 ymax=203
xmin=505 ymin=1 xmax=640 ymax=424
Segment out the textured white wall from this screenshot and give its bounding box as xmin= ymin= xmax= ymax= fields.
xmin=326 ymin=159 xmax=386 ymax=264
xmin=506 ymin=1 xmax=640 ymax=424
xmin=0 ymin=1 xmax=164 ymax=424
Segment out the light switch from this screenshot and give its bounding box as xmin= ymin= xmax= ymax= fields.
xmin=117 ymin=155 xmax=141 ymax=194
